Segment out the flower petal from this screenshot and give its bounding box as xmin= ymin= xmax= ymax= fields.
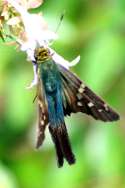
xmin=7 ymin=16 xmax=20 ymax=25
xmin=27 ymin=0 xmax=43 ymax=9
xmin=50 ymin=48 xmax=80 ymax=69
xmin=69 ymin=55 xmax=80 ymax=67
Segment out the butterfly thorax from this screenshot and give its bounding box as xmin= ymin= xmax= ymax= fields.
xmin=34 ymin=46 xmax=59 ymax=93
xmin=40 ymin=59 xmax=61 ymax=94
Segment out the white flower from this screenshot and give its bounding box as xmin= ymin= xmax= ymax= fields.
xmin=6 ymin=0 xmax=58 ymax=48
xmin=6 ymin=0 xmax=80 ymax=89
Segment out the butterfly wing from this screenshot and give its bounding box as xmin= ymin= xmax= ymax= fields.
xmin=58 ymin=65 xmax=119 ymax=122
xmin=36 ymin=79 xmax=49 ymax=148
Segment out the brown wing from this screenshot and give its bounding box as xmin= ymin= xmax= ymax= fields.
xmin=36 ymin=79 xmax=49 ymax=148
xmin=58 ymin=65 xmax=120 ymax=122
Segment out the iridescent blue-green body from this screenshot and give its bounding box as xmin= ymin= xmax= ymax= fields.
xmin=34 ymin=47 xmax=119 ymax=168
xmin=40 ymin=60 xmax=64 ymax=127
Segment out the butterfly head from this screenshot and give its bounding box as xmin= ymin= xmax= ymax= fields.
xmin=34 ymin=47 xmax=51 ymax=63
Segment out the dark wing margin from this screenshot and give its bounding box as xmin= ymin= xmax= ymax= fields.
xmin=36 ymin=80 xmax=49 ymax=148
xmin=58 ymin=64 xmax=120 ymax=122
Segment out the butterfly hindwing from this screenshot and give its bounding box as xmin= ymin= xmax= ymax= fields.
xmin=36 ymin=79 xmax=49 ymax=148
xmin=58 ymin=64 xmax=119 ymax=122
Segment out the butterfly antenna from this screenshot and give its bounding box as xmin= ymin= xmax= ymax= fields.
xmin=55 ymin=10 xmax=66 ymax=33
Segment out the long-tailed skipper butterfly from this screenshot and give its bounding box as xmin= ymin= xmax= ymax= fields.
xmin=34 ymin=46 xmax=119 ymax=167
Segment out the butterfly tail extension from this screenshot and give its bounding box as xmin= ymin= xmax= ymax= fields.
xmin=49 ymin=123 xmax=75 ymax=167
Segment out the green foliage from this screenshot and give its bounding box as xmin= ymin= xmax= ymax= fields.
xmin=0 ymin=1 xmax=125 ymax=188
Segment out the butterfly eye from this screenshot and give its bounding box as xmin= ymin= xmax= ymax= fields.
xmin=42 ymin=52 xmax=48 ymax=59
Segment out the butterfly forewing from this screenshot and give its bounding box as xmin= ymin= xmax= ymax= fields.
xmin=58 ymin=64 xmax=119 ymax=122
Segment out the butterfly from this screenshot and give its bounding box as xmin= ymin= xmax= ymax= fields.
xmin=34 ymin=46 xmax=120 ymax=167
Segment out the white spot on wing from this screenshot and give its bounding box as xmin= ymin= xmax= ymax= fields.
xmin=38 ymin=100 xmax=43 ymax=109
xmin=104 ymin=104 xmax=109 ymax=111
xmin=78 ymin=83 xmax=85 ymax=93
xmin=88 ymin=102 xmax=94 ymax=107
xmin=81 ymin=83 xmax=85 ymax=88
xmin=41 ymin=120 xmax=45 ymax=126
xmin=77 ymin=102 xmax=83 ymax=106
xmin=98 ymin=109 xmax=103 ymax=112
xmin=43 ymin=115 xmax=46 ymax=120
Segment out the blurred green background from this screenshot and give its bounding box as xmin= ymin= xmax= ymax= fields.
xmin=0 ymin=0 xmax=125 ymax=188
